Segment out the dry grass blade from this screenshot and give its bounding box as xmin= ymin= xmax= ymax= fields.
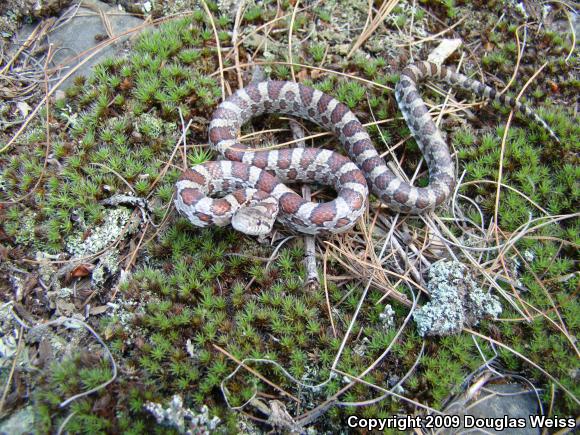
xmin=2 ymin=43 xmax=55 ymax=205
xmin=395 ymin=16 xmax=466 ymax=47
xmin=1 ymin=12 xmax=199 ymax=154
xmin=347 ymin=0 xmax=401 ymax=58
xmin=541 ymin=0 xmax=576 ymax=62
xmin=323 ymin=236 xmax=413 ymax=306
xmin=201 ymin=0 xmax=225 ymax=100
xmin=1 ymin=21 xmax=45 ymax=75
xmin=97 ymin=6 xmax=114 ymax=39
xmin=212 ymin=60 xmax=394 ymax=91
xmin=288 ymin=0 xmax=300 ymax=82
xmin=230 ymin=1 xmax=246 ymax=88
xmin=331 ymin=368 xmax=440 ymax=414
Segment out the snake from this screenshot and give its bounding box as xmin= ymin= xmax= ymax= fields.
xmin=174 ymin=61 xmax=558 ymax=236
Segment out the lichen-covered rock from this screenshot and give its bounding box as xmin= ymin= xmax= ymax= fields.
xmin=66 ymin=207 xmax=138 ymax=287
xmin=413 ymin=261 xmax=502 ymax=337
xmin=0 ymin=405 xmax=35 ymax=434
xmin=66 ymin=207 xmax=134 ymax=257
xmin=217 ymin=0 xmax=242 ymax=17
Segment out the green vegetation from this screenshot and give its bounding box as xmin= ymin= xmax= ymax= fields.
xmin=0 ymin=1 xmax=577 ymax=433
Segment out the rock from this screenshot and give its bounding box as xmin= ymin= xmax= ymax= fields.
xmin=446 ymin=383 xmax=540 ymax=435
xmin=0 ymin=406 xmax=35 ymax=435
xmin=16 ymin=0 xmax=143 ymax=89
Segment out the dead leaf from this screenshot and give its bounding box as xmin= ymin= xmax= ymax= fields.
xmin=0 ymin=245 xmax=9 ymax=260
xmin=92 ymin=394 xmax=112 ymax=413
xmin=70 ymin=263 xmax=95 ymax=278
xmin=0 ymin=87 xmax=18 ymax=98
xmin=23 ymin=275 xmax=38 ymax=295
xmin=89 ymin=305 xmax=109 ymax=316
xmin=296 ymin=69 xmax=309 ymax=82
xmin=310 ymin=69 xmax=323 ymax=80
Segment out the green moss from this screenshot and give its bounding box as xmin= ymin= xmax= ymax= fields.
xmin=1 ymin=2 xmax=577 ymax=432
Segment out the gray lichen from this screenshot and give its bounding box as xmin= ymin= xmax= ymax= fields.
xmin=144 ymin=395 xmax=221 ymax=435
xmin=413 ymin=261 xmax=502 ymax=337
xmin=135 ymin=113 xmax=176 ymax=139
xmin=66 ymin=207 xmax=137 ymax=287
xmin=13 ymin=211 xmax=37 ymax=247
xmin=0 ymin=405 xmax=35 ymax=435
xmin=90 ymin=250 xmax=120 ymax=288
xmin=66 ymin=207 xmax=133 ymax=257
xmin=217 ymin=0 xmax=242 ymax=17
xmin=379 ymin=304 xmax=395 ymax=330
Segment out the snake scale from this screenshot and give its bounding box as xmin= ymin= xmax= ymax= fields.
xmin=175 ymin=61 xmax=558 ymax=235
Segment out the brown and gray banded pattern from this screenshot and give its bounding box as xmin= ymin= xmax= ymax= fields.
xmin=175 ymin=61 xmax=558 ymax=235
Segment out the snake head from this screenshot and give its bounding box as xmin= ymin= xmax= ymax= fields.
xmin=231 ymin=195 xmax=279 ymax=236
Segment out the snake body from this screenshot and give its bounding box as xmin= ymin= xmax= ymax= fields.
xmin=175 ymin=61 xmax=557 ymax=235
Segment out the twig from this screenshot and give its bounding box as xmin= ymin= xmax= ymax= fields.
xmin=213 ymin=344 xmax=301 ymax=404
xmin=2 ymin=305 xmax=117 ymax=408
xmin=322 ymin=247 xmax=337 ymax=337
xmin=288 ymin=120 xmax=319 ymax=289
xmin=0 ymin=326 xmax=24 ymax=415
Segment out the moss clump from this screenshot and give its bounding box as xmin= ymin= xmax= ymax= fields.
xmin=455 ymin=110 xmax=578 ymax=230
xmin=95 ymin=222 xmax=492 ymax=426
xmin=451 ymin=106 xmax=578 ymax=416
xmin=1 ymin=16 xmax=221 ymax=254
xmin=34 ymin=354 xmax=114 ymax=434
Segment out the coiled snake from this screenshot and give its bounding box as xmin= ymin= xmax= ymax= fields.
xmin=175 ymin=61 xmax=557 ymax=235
